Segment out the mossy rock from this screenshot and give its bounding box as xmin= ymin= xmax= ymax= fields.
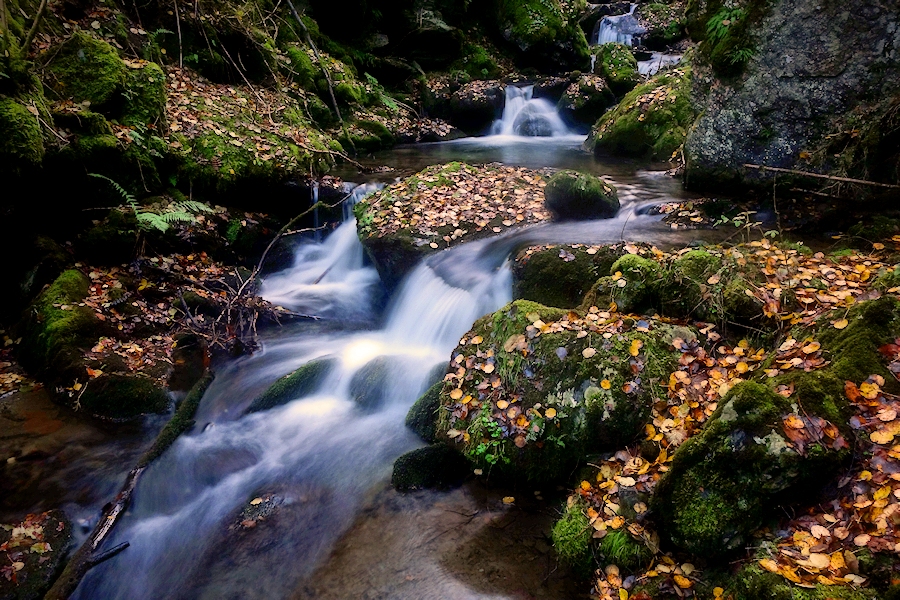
xmin=436 ymin=300 xmax=686 ymax=483
xmin=306 ymin=94 xmax=338 ymax=128
xmin=551 ymin=499 xmax=594 ymax=576
xmin=406 ymin=380 xmax=443 ymax=443
xmin=543 ymin=170 xmax=619 ymax=221
xmin=391 ymin=444 xmax=470 ymax=492
xmin=581 ymin=254 xmax=662 ymax=314
xmin=774 ymin=296 xmax=900 ymax=428
xmin=452 ymin=43 xmax=503 ymax=80
xmin=638 ymin=3 xmax=687 ymax=49
xmin=0 ymin=95 xmax=45 ymax=174
xmin=596 ymin=43 xmax=639 ymax=95
xmin=79 ymin=373 xmax=170 ymax=420
xmin=557 ymin=74 xmax=616 ymax=127
xmin=17 ymin=270 xmax=100 ymax=381
xmin=495 ymin=0 xmax=590 ymax=73
xmin=122 ymin=62 xmax=166 ymax=126
xmin=587 ymin=67 xmax=694 ymax=161
xmin=513 ymin=245 xmax=624 ymax=309
xmin=658 ymin=249 xmax=723 ymax=319
xmin=598 ymin=529 xmax=654 ymax=571
xmin=47 ymin=32 xmax=127 ymax=108
xmin=285 ymin=46 xmax=318 ymax=89
xmin=652 ymin=382 xmax=850 ymax=559
xmin=340 ymin=119 xmax=394 ymax=153
xmin=245 ymin=357 xmax=336 ymax=413
xmin=349 ymin=356 xmax=394 ymax=410
xmin=51 ymin=109 xmax=113 ymax=136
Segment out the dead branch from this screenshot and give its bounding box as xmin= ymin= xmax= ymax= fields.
xmin=744 ymin=164 xmax=900 ymax=189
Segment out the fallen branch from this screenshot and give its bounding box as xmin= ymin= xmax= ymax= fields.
xmin=744 ymin=164 xmax=900 ymax=189
xmin=45 ymin=373 xmax=214 ymax=599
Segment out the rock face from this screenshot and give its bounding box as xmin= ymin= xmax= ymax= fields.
xmin=594 ymin=43 xmax=640 ymax=95
xmin=684 ymin=0 xmax=900 ymax=190
xmin=496 ymin=0 xmax=591 ymax=73
xmin=543 ymin=171 xmax=620 ymax=221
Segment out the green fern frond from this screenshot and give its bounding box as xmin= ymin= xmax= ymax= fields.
xmin=136 ymin=212 xmax=171 ymax=232
xmin=89 ymin=173 xmax=137 ymax=206
xmin=160 ymin=211 xmax=195 ymax=223
xmin=174 ymin=200 xmax=213 ymax=214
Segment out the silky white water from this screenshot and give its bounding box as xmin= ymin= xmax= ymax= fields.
xmin=489 ymin=85 xmax=572 ymax=138
xmin=595 ymin=4 xmax=645 ymax=46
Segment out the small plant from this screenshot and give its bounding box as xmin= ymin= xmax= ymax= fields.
xmin=706 ymin=7 xmax=746 ymax=43
xmin=89 ymin=173 xmax=212 ymax=232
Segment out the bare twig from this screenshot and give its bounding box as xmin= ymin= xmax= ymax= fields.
xmin=744 ymin=163 xmax=900 ymax=189
xmin=173 ymin=0 xmax=183 ymax=68
xmin=21 ymin=0 xmax=48 ymax=54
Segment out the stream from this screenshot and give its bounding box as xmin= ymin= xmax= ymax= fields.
xmin=11 ymin=96 xmax=709 ymax=599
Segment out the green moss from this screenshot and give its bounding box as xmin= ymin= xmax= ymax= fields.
xmin=558 ymin=75 xmax=616 ymax=125
xmin=874 ymin=265 xmax=900 ymax=291
xmin=348 ymin=356 xmax=392 ymax=410
xmin=79 ymin=373 xmax=170 ymax=420
xmin=285 ymin=46 xmax=318 ymax=89
xmin=659 ymin=249 xmax=723 ymax=318
xmin=598 ymin=529 xmax=653 ymax=571
xmin=406 ymin=381 xmax=443 ymax=443
xmin=496 ymin=0 xmax=590 ymax=71
xmin=122 ymin=62 xmax=166 ymax=126
xmin=245 ymin=357 xmax=336 ymax=413
xmin=391 ymin=444 xmax=470 ymax=492
xmin=596 ymin=43 xmax=639 ymax=95
xmin=0 ymin=95 xmax=44 ymax=172
xmin=138 ymin=373 xmax=213 ymax=466
xmin=652 ymin=381 xmax=849 ymax=559
xmin=452 ymin=43 xmax=502 ymax=80
xmin=731 ymin=562 xmax=880 ymax=600
xmin=551 ymin=500 xmax=593 ymax=574
xmin=342 ymin=119 xmax=394 ymax=153
xmin=543 ymin=170 xmax=619 ymax=221
xmin=589 ymin=67 xmax=694 ymax=161
xmin=47 ymin=32 xmax=127 ymax=107
xmin=640 ymin=3 xmax=687 ymax=47
xmin=18 ymin=270 xmax=99 ymax=379
xmin=582 ymin=254 xmax=662 ymax=313
xmin=513 ymin=245 xmax=624 ymax=309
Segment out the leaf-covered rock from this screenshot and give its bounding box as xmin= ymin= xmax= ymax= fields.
xmin=594 ymin=43 xmax=640 ymax=95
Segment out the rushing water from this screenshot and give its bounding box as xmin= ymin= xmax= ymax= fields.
xmin=489 ymin=86 xmax=573 ymax=138
xmin=595 ymin=4 xmax=645 ymax=46
xmin=53 ymin=121 xmax=709 ymax=598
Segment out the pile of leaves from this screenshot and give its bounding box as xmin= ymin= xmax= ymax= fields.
xmin=356 ymin=162 xmax=553 ymax=248
xmin=0 ymin=512 xmax=68 ymax=589
xmin=757 ymin=375 xmax=900 ymax=587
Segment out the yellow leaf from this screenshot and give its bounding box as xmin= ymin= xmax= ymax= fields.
xmin=871 ymin=430 xmax=895 ymax=445
xmin=497 ymin=400 xmax=509 ymax=410
xmin=545 ymin=407 xmax=557 ymax=419
xmin=601 ymin=379 xmax=612 ymax=390
xmin=580 ymin=480 xmax=592 ymax=491
xmin=250 ymin=497 xmax=263 ymax=506
xmin=713 ymin=587 xmax=724 ymax=598
xmin=735 ymin=361 xmax=749 ymax=374
xmin=470 ymin=335 xmax=483 ymax=345
xmin=450 ymin=388 xmax=463 ymax=400
xmin=502 ymin=496 xmax=515 ymax=504
xmin=802 ymin=341 xmax=821 ymax=354
xmin=833 ymin=319 xmax=849 ymax=329
xmin=630 ymin=339 xmax=644 ymax=356
xmin=759 ymin=559 xmax=779 ymax=573
xmin=619 ymin=589 xmax=628 ymax=600
xmin=673 ymin=574 xmax=692 ymax=589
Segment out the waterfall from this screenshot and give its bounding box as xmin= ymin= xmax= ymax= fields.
xmin=490 ymin=85 xmax=572 ymax=137
xmin=595 ymin=4 xmax=645 ymax=46
xmin=638 ymin=52 xmax=682 ymax=76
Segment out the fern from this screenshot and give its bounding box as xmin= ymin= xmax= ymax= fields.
xmin=89 ymin=173 xmax=212 ymax=233
xmin=89 ymin=173 xmax=137 ymax=206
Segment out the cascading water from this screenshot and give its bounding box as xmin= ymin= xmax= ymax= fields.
xmin=595 ymin=4 xmax=645 ymax=46
xmin=638 ymin=53 xmax=682 ymax=76
xmin=490 ymin=85 xmax=572 ymax=137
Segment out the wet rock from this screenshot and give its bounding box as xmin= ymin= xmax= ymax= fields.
xmin=636 ymin=2 xmax=687 ymax=50
xmin=447 ymin=80 xmax=505 ymax=135
xmin=0 ymin=510 xmax=72 ymax=600
xmin=348 ymin=357 xmax=394 ymax=411
xmin=543 ymin=170 xmax=619 ymax=221
xmin=391 ymin=444 xmax=470 ymax=492
xmin=167 ymin=333 xmax=209 ymax=392
xmin=406 ymin=381 xmax=443 ymax=443
xmin=594 ymin=43 xmax=639 ymax=95
xmin=513 ymin=244 xmax=624 ymax=309
xmin=435 ymin=300 xmax=686 ymax=484
xmin=651 ymin=382 xmax=849 ymax=558
xmin=587 ymin=66 xmax=694 ymax=161
xmin=245 ymin=357 xmax=337 ymax=414
xmin=79 ymin=373 xmax=169 ymax=420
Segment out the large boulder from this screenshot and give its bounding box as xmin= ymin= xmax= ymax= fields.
xmin=683 ymin=0 xmax=900 ymax=192
xmin=433 ymin=300 xmax=687 ymax=483
xmin=587 ymin=66 xmax=694 ymax=160
xmin=651 ymin=382 xmax=849 ymax=558
xmin=637 ymin=2 xmax=687 ymax=50
xmin=391 ymin=444 xmax=471 ymax=492
xmin=594 ymin=43 xmax=640 ymax=95
xmin=447 ymin=80 xmax=505 ymax=134
xmin=543 ymin=170 xmax=620 ymax=221
xmin=46 ymin=32 xmax=127 ymax=108
xmin=0 ymin=93 xmax=46 ymax=176
xmin=513 ymin=244 xmax=625 ymax=309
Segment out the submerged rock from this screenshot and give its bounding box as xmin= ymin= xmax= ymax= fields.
xmin=543 ymin=171 xmax=619 ymax=221
xmin=434 ymin=300 xmax=686 ymax=483
xmin=245 ymin=357 xmax=336 ymax=414
xmin=652 ymin=382 xmax=849 ymax=558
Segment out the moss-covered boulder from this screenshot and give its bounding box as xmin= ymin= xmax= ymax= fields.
xmin=349 ymin=357 xmax=395 ymax=410
xmin=391 ymin=444 xmax=471 ymax=492
xmin=354 ymin=163 xmax=552 ymax=289
xmin=513 ymin=244 xmax=624 ymax=309
xmin=245 ymin=357 xmax=336 ymax=413
xmin=730 ymin=560 xmax=883 ymax=600
xmin=436 ymin=300 xmax=687 ymax=483
xmin=46 ymin=32 xmax=128 ymax=108
xmin=651 ymin=382 xmax=850 ymax=558
xmin=551 ymin=499 xmax=594 ymax=575
xmin=79 ymin=373 xmax=170 ymax=420
xmin=0 ymin=95 xmax=45 ymax=174
xmin=587 ymin=66 xmax=694 ymax=161
xmin=339 ymin=119 xmax=395 ymax=153
xmin=496 ymin=0 xmax=590 ymax=73
xmin=543 ymin=171 xmax=619 ymax=221
xmin=0 ymin=510 xmax=72 ymax=600
xmin=581 ymin=254 xmax=662 ymax=314
xmin=447 ymin=80 xmax=505 ymax=134
xmin=122 ymin=62 xmax=167 ymax=126
xmin=595 ymin=43 xmax=640 ymax=95
xmin=658 ymin=249 xmax=723 ymax=318
xmin=557 ymin=74 xmax=616 ymax=127
xmin=17 ymin=270 xmax=100 ymax=381
xmin=406 ymin=380 xmax=443 ymax=443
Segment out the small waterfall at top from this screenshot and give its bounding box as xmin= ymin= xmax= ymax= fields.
xmin=595 ymin=4 xmax=645 ymax=46
xmin=490 ymin=85 xmax=572 ymax=137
